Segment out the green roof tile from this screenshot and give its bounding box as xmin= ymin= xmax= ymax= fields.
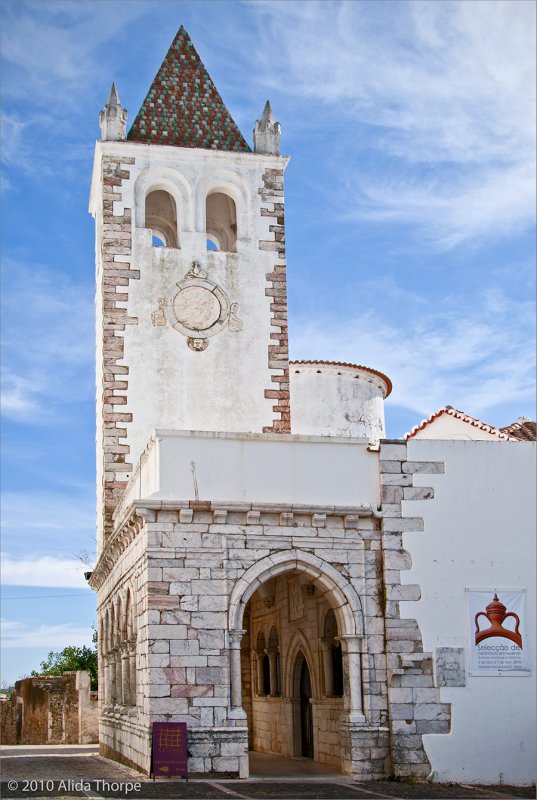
xmin=127 ymin=27 xmax=251 ymax=152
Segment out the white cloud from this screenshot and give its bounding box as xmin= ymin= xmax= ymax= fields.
xmin=1 ymin=0 xmax=152 ymax=105
xmin=1 ymin=618 xmax=93 ymax=649
xmin=251 ymin=0 xmax=536 ymax=249
xmin=290 ymin=285 xmax=535 ymax=422
xmin=1 ymin=555 xmax=91 ymax=589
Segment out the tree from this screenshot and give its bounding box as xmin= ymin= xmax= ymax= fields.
xmin=31 ymin=628 xmax=98 ymax=690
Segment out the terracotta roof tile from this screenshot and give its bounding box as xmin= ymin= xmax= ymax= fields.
xmin=127 ymin=27 xmax=250 ymax=153
xmin=500 ymin=419 xmax=536 ymax=441
xmin=405 ymin=406 xmax=523 ymax=441
xmin=289 ymin=360 xmax=392 ymax=397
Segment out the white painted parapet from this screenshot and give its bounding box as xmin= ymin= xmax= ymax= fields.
xmin=289 ymin=361 xmax=391 ymax=441
xmin=115 ymin=429 xmax=379 ymax=519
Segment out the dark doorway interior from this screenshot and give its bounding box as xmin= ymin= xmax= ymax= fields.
xmin=300 ymin=658 xmax=314 ymax=758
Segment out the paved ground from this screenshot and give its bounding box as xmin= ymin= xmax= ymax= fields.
xmin=0 ymin=746 xmax=534 ymax=800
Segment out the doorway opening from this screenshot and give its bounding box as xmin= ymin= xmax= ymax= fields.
xmin=297 ymin=653 xmax=313 ymax=758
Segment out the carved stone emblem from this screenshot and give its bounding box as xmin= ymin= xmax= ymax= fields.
xmin=151 ymin=298 xmax=166 ymax=326
xmin=150 ymin=261 xmax=243 ymax=350
xmin=288 ymin=581 xmax=304 ymax=622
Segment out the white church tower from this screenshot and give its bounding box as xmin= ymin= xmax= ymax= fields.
xmin=90 ymin=27 xmax=291 ymax=545
xmin=89 ymin=28 xmax=446 ymax=780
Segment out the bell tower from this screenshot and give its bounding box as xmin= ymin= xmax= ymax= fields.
xmin=90 ymin=28 xmax=290 ymax=544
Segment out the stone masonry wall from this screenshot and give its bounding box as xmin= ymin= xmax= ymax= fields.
xmin=99 ymin=155 xmax=138 ymax=541
xmin=379 ymin=440 xmax=451 ymax=779
xmin=91 ymin=497 xmax=396 ymax=779
xmin=259 ymin=169 xmax=290 ymax=433
xmin=0 ymin=672 xmax=97 ymax=745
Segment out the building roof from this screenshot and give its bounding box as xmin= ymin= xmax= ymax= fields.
xmin=289 ymin=360 xmax=392 ymax=398
xmin=127 ymin=27 xmax=251 ymax=153
xmin=405 ymin=406 xmax=523 ymax=441
xmin=500 ymin=418 xmax=537 ymax=441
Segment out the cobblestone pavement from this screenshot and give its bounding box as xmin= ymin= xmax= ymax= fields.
xmin=1 ymin=746 xmax=534 ymax=800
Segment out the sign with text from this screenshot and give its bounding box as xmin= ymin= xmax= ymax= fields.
xmin=467 ymin=589 xmax=530 ymax=676
xmin=151 ymin=722 xmax=188 ymax=779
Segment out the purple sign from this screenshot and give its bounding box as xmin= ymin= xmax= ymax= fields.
xmin=151 ymin=722 xmax=188 ymax=779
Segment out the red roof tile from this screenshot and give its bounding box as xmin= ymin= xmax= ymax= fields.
xmin=500 ymin=418 xmax=536 ymax=441
xmin=289 ymin=360 xmax=392 ymax=397
xmin=127 ymin=27 xmax=250 ymax=153
xmin=405 ymin=406 xmax=523 ymax=441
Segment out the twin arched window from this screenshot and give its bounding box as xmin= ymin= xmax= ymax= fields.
xmin=144 ymin=189 xmax=237 ymax=252
xmin=255 ymin=627 xmax=281 ymax=696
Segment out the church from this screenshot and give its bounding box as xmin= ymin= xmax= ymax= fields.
xmin=88 ymin=28 xmax=535 ymax=785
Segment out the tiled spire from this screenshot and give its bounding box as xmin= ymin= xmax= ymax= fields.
xmin=127 ymin=27 xmax=251 ymax=152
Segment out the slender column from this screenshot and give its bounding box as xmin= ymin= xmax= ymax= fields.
xmin=229 ymin=629 xmax=247 ymax=713
xmin=106 ymin=653 xmax=115 ymax=704
xmin=256 ymin=650 xmax=266 ymax=696
xmin=102 ymin=654 xmax=109 ymax=704
xmin=268 ymin=647 xmax=279 ymax=696
xmin=321 ymin=640 xmax=335 ymax=696
xmin=114 ymin=648 xmax=122 ymax=706
xmin=128 ymin=640 xmax=137 ymax=707
xmin=120 ymin=643 xmax=130 ymax=705
xmin=339 ymin=635 xmax=365 ymax=724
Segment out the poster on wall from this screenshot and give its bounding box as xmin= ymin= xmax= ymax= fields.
xmin=466 ymin=589 xmax=531 ymax=676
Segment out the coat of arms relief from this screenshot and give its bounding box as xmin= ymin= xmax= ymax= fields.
xmin=151 ymin=260 xmax=243 ymax=351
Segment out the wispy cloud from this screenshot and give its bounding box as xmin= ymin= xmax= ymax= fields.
xmin=1 ymin=0 xmax=151 ymax=105
xmin=1 ymin=555 xmax=91 ymax=589
xmin=250 ymin=0 xmax=536 ymax=249
xmin=1 ymin=260 xmax=93 ymax=422
xmin=290 ymin=283 xmax=535 ymax=421
xmin=1 ymin=618 xmax=93 ymax=649
xmin=1 ymin=490 xmax=95 ymax=564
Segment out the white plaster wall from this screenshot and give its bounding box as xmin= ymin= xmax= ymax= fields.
xmin=409 ymin=414 xmax=510 ymax=441
xmin=289 ymin=364 xmax=387 ymax=441
xmin=119 ymin=430 xmax=379 ymax=511
xmin=401 ymin=439 xmax=536 ymax=785
xmin=91 ymin=141 xmax=289 ymax=477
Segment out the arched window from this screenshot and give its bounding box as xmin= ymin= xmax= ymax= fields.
xmin=206 ymin=191 xmax=237 ymax=252
xmin=268 ymin=626 xmax=281 ymax=696
xmin=145 ymin=190 xmax=179 ymax=248
xmin=255 ymin=631 xmax=267 ymax=696
xmin=262 ymin=654 xmax=271 ymax=696
xmin=322 ymin=609 xmax=343 ymax=698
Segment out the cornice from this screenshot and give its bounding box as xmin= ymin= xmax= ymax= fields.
xmin=89 ymin=500 xmax=383 ymax=592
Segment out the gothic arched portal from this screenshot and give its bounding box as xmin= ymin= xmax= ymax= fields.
xmin=228 ymin=551 xmax=366 ymax=772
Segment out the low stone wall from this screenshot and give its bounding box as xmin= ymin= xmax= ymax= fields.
xmin=0 ymin=671 xmax=98 ymax=745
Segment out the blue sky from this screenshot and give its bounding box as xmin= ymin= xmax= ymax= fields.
xmin=1 ymin=0 xmax=535 ymax=686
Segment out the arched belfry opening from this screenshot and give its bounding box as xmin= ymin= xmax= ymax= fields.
xmin=145 ymin=189 xmax=179 ymax=247
xmin=230 ymin=553 xmax=365 ymax=774
xmin=206 ymin=191 xmax=237 ymax=251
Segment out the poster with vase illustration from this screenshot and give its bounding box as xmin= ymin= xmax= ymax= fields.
xmin=466 ymin=589 xmax=530 ymax=676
